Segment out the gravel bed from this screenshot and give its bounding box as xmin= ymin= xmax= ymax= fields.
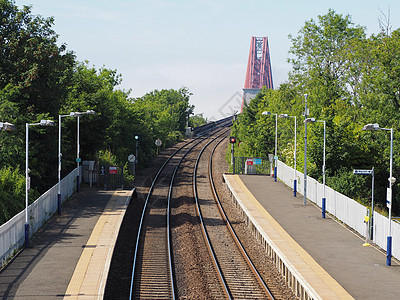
xmin=105 ymin=135 xmax=297 ymax=299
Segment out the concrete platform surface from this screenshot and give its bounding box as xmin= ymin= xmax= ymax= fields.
xmin=0 ymin=188 xmax=133 ymax=300
xmin=236 ymin=174 xmax=400 ymax=300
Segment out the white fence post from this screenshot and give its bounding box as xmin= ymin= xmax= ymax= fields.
xmin=277 ymin=160 xmax=400 ymax=261
xmin=0 ymin=167 xmax=81 ymax=266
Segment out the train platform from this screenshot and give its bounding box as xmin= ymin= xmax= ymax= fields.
xmin=0 ymin=188 xmax=133 ymax=300
xmin=224 ymin=174 xmax=400 ymax=300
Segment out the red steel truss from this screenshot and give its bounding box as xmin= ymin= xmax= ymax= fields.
xmin=242 ymin=36 xmax=273 ymax=111
xmin=244 ymin=36 xmax=273 ymax=89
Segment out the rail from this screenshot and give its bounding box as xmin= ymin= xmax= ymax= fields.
xmin=209 ymin=137 xmax=275 ymax=299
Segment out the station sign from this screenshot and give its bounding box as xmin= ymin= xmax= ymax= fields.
xmin=387 ymin=188 xmax=392 ymax=208
xmin=254 ymin=158 xmax=262 ymax=165
xmin=353 ymin=169 xmax=373 ymax=175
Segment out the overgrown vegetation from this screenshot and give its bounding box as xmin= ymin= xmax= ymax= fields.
xmin=0 ymin=0 xmax=206 ymax=224
xmin=231 ymin=9 xmax=400 ymax=215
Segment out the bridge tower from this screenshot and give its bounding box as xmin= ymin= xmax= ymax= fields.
xmin=242 ymin=36 xmax=273 ymax=111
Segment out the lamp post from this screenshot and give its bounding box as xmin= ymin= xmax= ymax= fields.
xmin=262 ymin=111 xmax=278 ymax=181
xmin=58 ymin=110 xmax=95 ymax=215
xmin=0 ymin=121 xmax=16 ymax=160
xmin=363 ymin=123 xmax=395 ymax=266
xmin=0 ymin=122 xmax=16 ymax=131
xmin=305 ymin=118 xmax=326 ymax=218
xmin=303 ymin=94 xmax=309 ymax=205
xmin=279 ymin=114 xmax=297 ymax=196
xmin=75 ymin=110 xmax=95 ymax=193
xmin=135 ymin=135 xmax=139 ymax=169
xmin=26 ymin=120 xmax=55 ymax=248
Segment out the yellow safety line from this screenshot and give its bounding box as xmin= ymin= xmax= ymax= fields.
xmin=63 ymin=190 xmax=132 ymax=300
xmin=231 ymin=175 xmax=354 ymax=299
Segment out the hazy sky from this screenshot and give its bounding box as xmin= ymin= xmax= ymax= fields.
xmin=14 ymin=0 xmax=400 ymax=120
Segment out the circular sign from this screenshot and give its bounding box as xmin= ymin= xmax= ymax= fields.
xmin=155 ymin=138 xmax=162 ymax=147
xmin=128 ymin=154 xmax=135 ymax=162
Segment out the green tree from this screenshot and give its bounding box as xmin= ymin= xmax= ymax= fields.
xmin=231 ymin=9 xmax=400 ymax=213
xmin=0 ymin=0 xmax=75 ymax=192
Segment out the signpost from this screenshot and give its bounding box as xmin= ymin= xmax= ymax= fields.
xmin=128 ymin=154 xmax=135 ymax=163
xmin=128 ymin=154 xmax=135 ymax=175
xmin=230 ymin=137 xmax=236 ymax=174
xmin=155 ymin=138 xmax=162 ymax=154
xmin=353 ymin=169 xmax=373 ymax=175
xmin=268 ymin=154 xmax=273 ymax=176
xmin=353 ymin=168 xmax=375 ymax=241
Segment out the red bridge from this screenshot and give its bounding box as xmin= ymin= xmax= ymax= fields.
xmin=242 ymin=36 xmax=273 ymax=111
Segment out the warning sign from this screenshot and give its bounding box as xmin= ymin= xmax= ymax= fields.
xmin=109 ymin=166 xmax=118 ymax=175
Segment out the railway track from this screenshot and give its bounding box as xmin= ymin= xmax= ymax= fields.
xmin=129 ymin=134 xmax=206 ymax=299
xmin=129 ymin=122 xmax=275 ymax=299
xmin=193 ymin=133 xmax=274 ymax=299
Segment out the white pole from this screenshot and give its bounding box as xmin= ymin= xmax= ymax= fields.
xmin=294 ymin=116 xmax=297 ymax=196
xmin=274 ymin=113 xmax=278 ymax=182
xmin=77 ymin=115 xmax=80 ymax=192
xmin=371 ymin=167 xmax=375 ymax=240
xmin=323 ymin=120 xmax=326 ymax=197
xmin=58 ymin=115 xmax=62 ymax=214
xmin=25 ymin=123 xmax=30 ymax=248
xmin=387 ymin=128 xmax=393 ymax=266
xmin=25 ymin=123 xmax=29 ymax=224
xmin=303 ymin=94 xmax=308 ymax=205
xmin=322 ymin=120 xmax=326 ymax=218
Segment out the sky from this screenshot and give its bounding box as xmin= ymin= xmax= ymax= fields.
xmin=14 ymin=0 xmax=400 ymax=120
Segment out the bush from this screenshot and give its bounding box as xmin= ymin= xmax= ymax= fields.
xmin=0 ymin=166 xmax=39 ymax=224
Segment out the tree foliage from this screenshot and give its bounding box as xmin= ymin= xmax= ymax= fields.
xmin=0 ymin=1 xmax=195 ymax=224
xmin=232 ymin=9 xmax=400 ymax=214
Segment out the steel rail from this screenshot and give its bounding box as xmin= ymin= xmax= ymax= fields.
xmin=209 ymin=135 xmax=276 ymax=300
xmin=193 ymin=132 xmax=233 ymax=300
xmin=129 ymin=126 xmax=229 ymax=299
xmin=129 ymin=136 xmax=200 ymax=299
xmin=166 ymin=133 xmax=219 ymax=298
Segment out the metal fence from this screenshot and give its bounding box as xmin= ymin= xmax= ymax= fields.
xmin=97 ymin=165 xmax=124 ymax=189
xmin=82 ymin=162 xmax=124 ymax=189
xmin=277 ymin=160 xmax=400 ymax=261
xmin=0 ymin=167 xmax=80 ymax=266
xmin=233 ymin=157 xmax=271 ymax=175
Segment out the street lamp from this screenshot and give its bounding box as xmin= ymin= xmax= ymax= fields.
xmin=0 ymin=122 xmax=16 ymax=131
xmin=303 ymin=94 xmax=309 ymax=205
xmin=305 ymin=118 xmax=326 ymax=218
xmin=74 ymin=110 xmax=95 ymax=193
xmin=58 ymin=110 xmax=95 ymax=215
xmin=135 ymin=135 xmax=139 ymax=169
xmin=262 ymin=111 xmax=278 ymax=181
xmin=0 ymin=121 xmax=16 ymax=162
xmin=279 ymin=114 xmax=297 ymax=196
xmin=363 ymin=123 xmax=395 ymax=266
xmin=26 ymin=119 xmax=55 ymax=248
